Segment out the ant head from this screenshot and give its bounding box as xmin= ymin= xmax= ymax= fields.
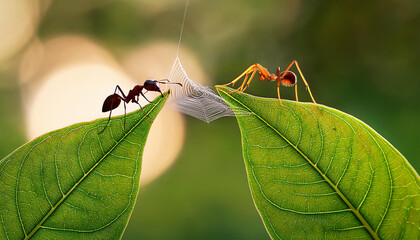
xmin=144 ymin=79 xmax=160 ymax=91
xmin=143 ymin=79 xmax=182 ymax=92
xmin=144 ymin=79 xmax=157 ymax=86
xmin=279 ymin=71 xmax=297 ymax=87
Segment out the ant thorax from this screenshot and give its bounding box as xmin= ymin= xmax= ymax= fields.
xmin=125 ymin=85 xmax=143 ymax=101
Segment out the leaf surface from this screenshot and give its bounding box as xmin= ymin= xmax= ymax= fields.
xmin=217 ymin=86 xmax=420 ymax=240
xmin=0 ymin=92 xmax=168 ymax=239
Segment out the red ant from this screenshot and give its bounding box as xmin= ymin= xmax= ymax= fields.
xmin=222 ymin=61 xmax=316 ymax=105
xmin=99 ymin=79 xmax=182 ymax=134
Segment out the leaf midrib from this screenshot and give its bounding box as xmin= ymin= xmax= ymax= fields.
xmin=217 ymin=88 xmax=379 ymax=240
xmin=23 ymin=98 xmax=163 ymax=239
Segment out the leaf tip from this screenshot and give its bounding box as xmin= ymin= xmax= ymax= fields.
xmin=215 ymin=85 xmax=232 ymax=98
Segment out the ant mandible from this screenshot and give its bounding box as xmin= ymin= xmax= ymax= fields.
xmin=222 ymin=60 xmax=316 ymax=105
xmin=99 ymin=79 xmax=182 ymax=134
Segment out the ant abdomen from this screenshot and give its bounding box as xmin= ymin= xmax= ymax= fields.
xmin=102 ymin=94 xmax=121 ymax=112
xmin=279 ymin=71 xmax=297 ymax=87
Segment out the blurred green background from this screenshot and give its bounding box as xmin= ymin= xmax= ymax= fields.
xmin=1 ymin=0 xmax=419 ymax=239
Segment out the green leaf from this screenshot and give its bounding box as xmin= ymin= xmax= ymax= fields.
xmin=0 ymin=92 xmax=168 ymax=239
xmin=216 ymin=86 xmax=420 ymax=240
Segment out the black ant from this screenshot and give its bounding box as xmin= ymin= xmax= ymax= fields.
xmin=99 ymin=79 xmax=182 ymax=134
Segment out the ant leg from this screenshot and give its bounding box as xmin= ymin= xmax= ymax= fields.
xmin=115 ymin=85 xmax=128 ymax=99
xmin=134 ymin=99 xmax=153 ymax=122
xmin=122 ymin=102 xmax=127 ymax=132
xmin=283 ymin=60 xmax=317 ymax=104
xmin=280 ymin=65 xmax=300 ymax=102
xmin=230 ymin=73 xmax=250 ymax=94
xmin=113 ymin=86 xmax=130 ymax=129
xmin=237 ymin=64 xmax=270 ymax=94
xmin=140 ymin=91 xmax=152 ymax=103
xmin=132 ymin=95 xmax=152 ymax=122
xmin=98 ymin=110 xmax=113 ymax=134
xmin=277 ymin=79 xmax=283 ymax=106
xmin=232 ymin=69 xmax=256 ymax=94
xmin=100 ymin=93 xmax=125 ymax=134
xmin=135 ymin=102 xmax=143 ymax=110
xmin=237 ymin=72 xmax=251 ymax=92
xmin=221 ymin=64 xmax=259 ymax=87
xmin=293 ymin=61 xmax=316 ymax=104
xmin=133 ymin=96 xmax=144 ymax=110
xmin=242 ymin=69 xmax=258 ymax=92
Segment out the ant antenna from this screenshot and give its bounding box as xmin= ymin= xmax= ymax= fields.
xmin=157 ymin=79 xmax=183 ymax=86
xmin=157 ymin=79 xmax=170 ymax=82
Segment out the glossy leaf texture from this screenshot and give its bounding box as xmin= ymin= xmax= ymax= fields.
xmin=0 ymin=92 xmax=168 ymax=240
xmin=217 ymin=86 xmax=420 ymax=240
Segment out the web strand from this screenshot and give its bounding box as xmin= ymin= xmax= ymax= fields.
xmin=176 ymin=0 xmax=189 ymax=57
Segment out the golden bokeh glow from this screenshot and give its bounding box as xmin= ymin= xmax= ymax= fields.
xmin=18 ymin=36 xmax=210 ymax=185
xmin=25 ymin=63 xmax=135 ymax=138
xmin=0 ymin=0 xmax=39 ymax=64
